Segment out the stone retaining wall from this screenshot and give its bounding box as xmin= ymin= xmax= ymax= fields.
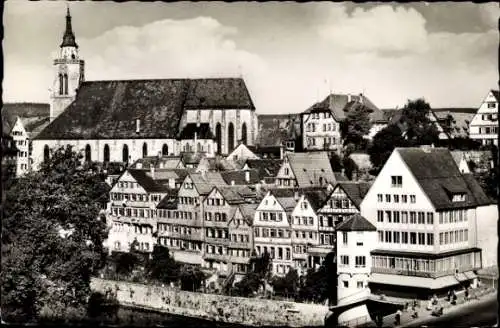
xmin=91 ymin=278 xmax=329 ymax=327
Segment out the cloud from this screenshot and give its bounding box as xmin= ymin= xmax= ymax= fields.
xmin=78 ymin=17 xmax=267 ymax=82
xmin=318 ymin=6 xmax=429 ymax=55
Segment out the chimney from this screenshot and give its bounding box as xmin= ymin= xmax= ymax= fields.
xmin=231 ymin=180 xmax=235 ymax=186
xmin=294 ymin=191 xmax=300 ymax=202
xmin=245 ymin=171 xmax=250 ymax=183
xmin=150 ymin=164 xmax=155 ymax=179
xmin=347 ymin=93 xmax=352 ymax=103
xmin=136 ymin=119 xmax=140 ymax=133
xmin=359 ymin=93 xmax=364 ymax=104
xmin=280 ymin=145 xmax=284 ymax=160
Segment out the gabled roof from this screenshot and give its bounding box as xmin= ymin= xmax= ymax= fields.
xmin=235 ymin=203 xmax=258 ymax=225
xmin=396 ymin=147 xmax=493 ymax=210
xmin=177 ymin=123 xmax=214 ymax=140
xmin=35 ymin=78 xmax=254 ymax=140
xmin=244 ymin=159 xmax=282 ymax=178
xmin=336 ymin=213 xmax=376 ymax=231
xmin=334 ymin=181 xmax=372 ymax=209
xmin=157 ymin=190 xmax=179 ymax=209
xmin=490 ymin=90 xmax=500 ymax=102
xmin=2 ymin=103 xmax=50 ymax=135
xmin=433 ymin=111 xmax=474 ymax=138
xmin=212 ymin=185 xmax=255 ymax=204
xmin=221 ymin=169 xmax=261 ymax=185
xmin=304 ymin=93 xmax=380 ymax=121
xmin=286 ymin=152 xmax=337 ymax=187
xmin=189 ymin=172 xmax=227 ymax=195
xmin=127 ymin=169 xmax=170 ymax=193
xmin=303 ymin=189 xmax=330 ymax=212
xmin=131 ymin=156 xmax=184 ymax=170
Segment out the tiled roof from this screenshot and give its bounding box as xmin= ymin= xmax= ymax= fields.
xmin=434 ymin=111 xmax=474 ymax=138
xmin=2 ymin=103 xmax=50 ymax=135
xmin=276 ymin=197 xmax=298 ymax=213
xmin=190 ymin=172 xmax=227 ymax=195
xmin=304 ymin=93 xmax=380 ymax=121
xmin=245 ymin=159 xmax=282 ymax=178
xmin=336 ymin=213 xmax=376 ymax=231
xmin=177 ymin=123 xmax=214 ymax=140
xmin=221 ymin=169 xmax=261 ymax=185
xmin=183 ymin=78 xmax=255 ymax=110
xmin=181 ymin=152 xmax=205 ymax=165
xmin=237 ymin=203 xmax=258 ymax=225
xmin=35 ymin=78 xmax=254 ymax=140
xmin=131 ymin=156 xmax=184 ymax=169
xmin=287 ymin=152 xmax=337 ymax=187
xmin=335 ymin=181 xmax=372 ymax=209
xmin=128 ymin=169 xmax=170 ymax=192
xmin=432 ymin=107 xmax=477 ymax=114
xmin=157 ymin=190 xmax=179 ymax=209
xmin=251 ymin=145 xmax=282 ymax=159
xmin=490 ymin=90 xmax=500 ymax=102
xmin=216 ymin=185 xmax=255 ymax=204
xmin=397 ymin=147 xmax=493 ymax=210
xmin=303 ymin=189 xmax=330 ymax=212
xmin=256 ymin=114 xmax=301 ymax=147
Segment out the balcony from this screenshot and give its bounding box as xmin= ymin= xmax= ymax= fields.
xmin=371 ymin=264 xmax=478 ymax=278
xmin=204 ymin=220 xmax=230 ymax=228
xmin=228 ymin=256 xmax=250 ymax=264
xmin=228 ymin=241 xmax=252 ymax=249
xmin=203 ymin=252 xmax=228 ymax=262
xmin=205 ymin=237 xmax=230 ymax=246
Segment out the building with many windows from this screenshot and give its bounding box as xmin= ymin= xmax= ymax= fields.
xmin=360 ymin=147 xmax=493 ymax=298
xmin=229 ymin=203 xmax=257 ymax=277
xmin=309 ymin=182 xmax=371 ymax=268
xmin=469 ymin=90 xmax=499 ymax=146
xmin=253 ymin=189 xmax=297 ymax=276
xmin=336 ymin=214 xmax=377 ymax=325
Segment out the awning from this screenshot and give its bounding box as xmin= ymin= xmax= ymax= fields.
xmin=369 ymin=273 xmax=460 ymax=290
xmin=464 ymin=271 xmax=477 ymax=280
xmin=455 ymin=273 xmax=468 ymax=282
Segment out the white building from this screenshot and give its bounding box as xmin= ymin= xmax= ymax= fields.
xmin=470 ymin=90 xmax=499 ymax=146
xmin=336 ymin=214 xmax=377 ymax=326
xmin=32 ymin=9 xmax=258 ymax=169
xmin=253 ymin=190 xmax=297 ymax=276
xmin=360 ymin=147 xmax=494 ymax=298
xmin=301 ymin=93 xmax=381 ymax=151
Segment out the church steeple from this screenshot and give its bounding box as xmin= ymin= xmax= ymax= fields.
xmin=60 ymin=6 xmax=78 ymax=48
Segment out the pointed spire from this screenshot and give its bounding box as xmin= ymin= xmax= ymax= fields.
xmin=60 ymin=4 xmax=78 ymax=48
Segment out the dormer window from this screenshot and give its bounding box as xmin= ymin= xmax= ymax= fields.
xmin=452 ymin=193 xmax=466 ymax=202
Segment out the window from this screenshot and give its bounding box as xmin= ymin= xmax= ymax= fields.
xmin=410 ymin=232 xmax=417 ymax=244
xmin=355 ymin=256 xmax=366 ymax=268
xmin=410 ymin=195 xmax=416 ymax=203
xmin=142 ymin=143 xmax=148 ymax=157
xmin=122 ymin=144 xmax=129 ymax=163
xmin=340 ymin=255 xmax=349 ymax=266
xmin=427 ymin=233 xmax=434 ymax=245
xmin=385 ymin=211 xmax=392 ymax=223
xmin=378 ymin=231 xmax=384 ymax=242
xmin=410 ymin=212 xmax=416 ymax=224
xmin=394 ymin=195 xmax=400 ymax=203
xmin=162 ymin=144 xmax=169 ymax=156
xmin=427 ymin=213 xmax=434 ymax=225
xmin=103 ymin=144 xmax=110 ymax=162
xmin=487 ymin=102 xmax=496 ymax=109
xmin=385 ymin=231 xmax=392 ymax=243
xmin=342 ymin=232 xmax=348 ymax=245
xmin=402 ymin=232 xmax=408 ymax=244
xmin=391 ymin=176 xmax=402 ymax=187
xmin=85 ymin=144 xmax=91 ymax=162
xmin=393 ymin=211 xmax=400 ymax=223
xmin=402 ymin=195 xmax=408 ymax=203
xmin=418 ymin=212 xmax=425 ymax=224
xmin=402 ymin=211 xmax=408 ymax=224
xmin=393 ymin=231 xmax=400 ymax=243
xmin=343 ymin=281 xmax=349 ymax=288
xmin=43 ymin=145 xmax=50 ymax=162
xmin=377 ymin=210 xmax=384 ymax=222
xmin=385 ymin=194 xmax=391 ymax=202
xmin=418 ymin=233 xmax=425 ymax=245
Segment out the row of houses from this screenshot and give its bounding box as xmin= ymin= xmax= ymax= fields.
xmin=105 ymin=146 xmax=496 ymax=302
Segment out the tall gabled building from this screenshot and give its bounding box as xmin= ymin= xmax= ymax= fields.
xmin=361 ymin=147 xmax=494 ymax=298
xmin=469 ymin=90 xmax=499 ymax=146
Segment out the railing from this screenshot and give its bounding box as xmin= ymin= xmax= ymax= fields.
xmin=371 ymin=266 xmax=477 ymax=278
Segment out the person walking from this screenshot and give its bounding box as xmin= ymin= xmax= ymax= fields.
xmin=395 ymin=309 xmax=402 ymax=326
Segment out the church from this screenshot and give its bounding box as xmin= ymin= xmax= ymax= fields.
xmin=32 ymin=9 xmax=258 ymax=169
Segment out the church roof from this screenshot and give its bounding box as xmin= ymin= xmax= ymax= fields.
xmin=35 ymin=78 xmax=254 ymax=140
xmin=61 ymin=8 xmax=78 ymax=48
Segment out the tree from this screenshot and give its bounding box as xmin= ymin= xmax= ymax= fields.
xmin=1 ymin=145 xmax=109 ymax=323
xmin=271 ymin=269 xmax=299 ymax=299
xmin=329 ymin=153 xmax=343 ymax=172
xmin=368 ymin=124 xmax=407 ymax=173
xmin=299 ymin=252 xmax=336 ymax=304
xmin=145 ymin=245 xmax=179 ymax=284
xmin=400 ymin=98 xmax=439 ymax=146
xmin=232 ymin=251 xmax=272 ymax=297
xmin=179 ymin=265 xmax=206 ymax=292
xmin=341 ymin=104 xmax=372 ymax=150
xmin=114 ymin=252 xmax=140 ymax=278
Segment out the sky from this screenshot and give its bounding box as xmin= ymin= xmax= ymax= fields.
xmin=3 ymin=1 xmax=499 ymax=114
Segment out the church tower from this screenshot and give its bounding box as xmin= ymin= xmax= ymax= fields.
xmin=50 ymin=6 xmax=85 ymax=122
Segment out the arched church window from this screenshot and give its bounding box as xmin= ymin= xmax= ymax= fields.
xmin=122 ymin=144 xmax=129 ymax=163
xmin=103 ymin=144 xmax=110 ymax=162
xmin=162 ymin=144 xmax=168 ymax=156
xmin=216 ymin=123 xmax=222 ymax=155
xmin=142 ymin=143 xmax=148 ymax=158
xmin=63 ymin=74 xmax=69 ymax=95
xmin=228 ymin=123 xmax=235 ymax=153
xmin=44 ymin=145 xmax=50 ymax=162
xmin=85 ymin=144 xmax=91 ymax=162
xmin=59 ymin=74 xmax=64 ymax=95
xmin=241 ymin=122 xmax=247 ymax=145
